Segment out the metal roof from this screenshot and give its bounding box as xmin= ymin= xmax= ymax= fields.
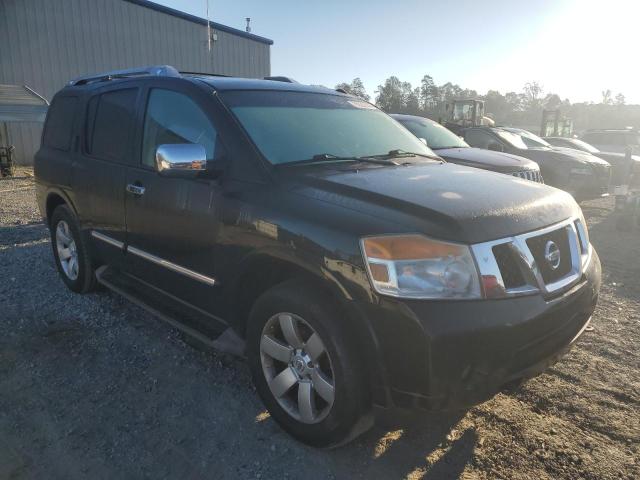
xmin=123 ymin=0 xmax=274 ymax=45
xmin=0 ymin=85 xmax=49 ymax=123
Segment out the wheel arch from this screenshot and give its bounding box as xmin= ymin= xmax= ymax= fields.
xmin=227 ymin=250 xmax=391 ymax=406
xmin=45 ymin=189 xmax=77 ymax=225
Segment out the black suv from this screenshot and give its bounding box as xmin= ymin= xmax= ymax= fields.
xmin=35 ymin=66 xmax=601 ymax=447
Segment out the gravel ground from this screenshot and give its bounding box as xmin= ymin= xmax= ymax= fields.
xmin=1 ymin=169 xmax=638 ymax=479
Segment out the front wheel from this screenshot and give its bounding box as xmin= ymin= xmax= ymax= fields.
xmin=246 ymin=280 xmax=372 ymax=447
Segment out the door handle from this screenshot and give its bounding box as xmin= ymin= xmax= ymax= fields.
xmin=126 ymin=183 xmax=145 ymax=196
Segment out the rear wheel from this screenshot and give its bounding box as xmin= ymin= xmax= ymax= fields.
xmin=50 ymin=205 xmax=97 ymax=293
xmin=246 ymin=280 xmax=372 ymax=447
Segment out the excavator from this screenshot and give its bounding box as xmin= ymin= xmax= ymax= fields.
xmin=540 ymin=109 xmax=573 ymax=137
xmin=442 ymin=99 xmax=494 ymax=135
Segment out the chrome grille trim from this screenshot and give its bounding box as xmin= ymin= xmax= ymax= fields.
xmin=471 ymin=217 xmax=591 ymax=299
xmin=510 ymin=169 xmax=544 ymax=183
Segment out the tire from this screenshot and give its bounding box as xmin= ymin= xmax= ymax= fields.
xmin=50 ymin=204 xmax=97 ymax=293
xmin=246 ymin=279 xmax=372 ymax=448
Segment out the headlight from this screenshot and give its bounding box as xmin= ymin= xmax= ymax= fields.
xmin=576 ymin=212 xmax=590 ymax=253
xmin=361 ymin=235 xmax=481 ymax=299
xmin=570 ymin=167 xmax=592 ymax=176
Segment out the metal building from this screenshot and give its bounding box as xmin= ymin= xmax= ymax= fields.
xmin=0 ymin=0 xmax=273 ymax=164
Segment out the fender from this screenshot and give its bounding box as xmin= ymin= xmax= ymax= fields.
xmin=43 ymin=186 xmax=79 ymax=221
xmin=226 ymin=245 xmax=393 ymax=407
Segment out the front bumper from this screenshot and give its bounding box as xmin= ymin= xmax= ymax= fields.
xmin=362 ymin=248 xmax=601 ymax=411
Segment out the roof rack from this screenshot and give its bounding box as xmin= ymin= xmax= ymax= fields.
xmin=264 ymin=76 xmax=298 ymax=84
xmin=68 ymin=65 xmax=181 ymax=86
xmin=180 ymin=71 xmax=230 ymax=78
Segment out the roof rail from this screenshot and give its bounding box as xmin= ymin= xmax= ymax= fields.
xmin=180 ymin=71 xmax=230 ymax=78
xmin=264 ymin=76 xmax=298 ymax=84
xmin=68 ymin=65 xmax=181 ymax=86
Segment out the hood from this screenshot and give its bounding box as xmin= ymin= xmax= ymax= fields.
xmin=551 ymin=146 xmax=611 ymax=166
xmin=515 ymin=147 xmax=602 ymax=166
xmin=285 ymin=162 xmax=578 ymax=244
xmin=436 ymin=147 xmax=539 ymax=173
xmin=576 ymin=151 xmax=640 ymax=167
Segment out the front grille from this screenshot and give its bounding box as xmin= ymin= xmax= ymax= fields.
xmin=526 ymin=227 xmax=572 ymax=284
xmin=472 ymin=217 xmax=588 ymax=299
xmin=510 ymin=170 xmax=544 ymax=183
xmin=492 ymin=243 xmax=526 ymax=289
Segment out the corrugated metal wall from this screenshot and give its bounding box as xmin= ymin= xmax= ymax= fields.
xmin=0 ymin=0 xmax=271 ymax=164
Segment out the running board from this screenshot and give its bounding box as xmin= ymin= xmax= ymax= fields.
xmin=95 ymin=265 xmax=245 ymax=357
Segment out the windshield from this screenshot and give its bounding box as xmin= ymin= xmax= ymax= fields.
xmin=495 ymin=130 xmax=530 ymax=149
xmin=221 ymin=91 xmax=435 ymax=165
xmin=506 ymin=129 xmax=551 ymax=148
xmin=567 ymin=138 xmax=600 ymax=154
xmin=397 ymin=117 xmax=468 ymax=149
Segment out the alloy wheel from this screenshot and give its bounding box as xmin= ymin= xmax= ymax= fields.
xmin=55 ymin=220 xmax=79 ymax=281
xmin=260 ymin=312 xmax=335 ymax=424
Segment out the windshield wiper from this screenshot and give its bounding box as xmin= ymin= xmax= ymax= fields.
xmin=367 ymin=149 xmax=443 ymax=162
xmin=276 ymin=153 xmax=400 ymax=168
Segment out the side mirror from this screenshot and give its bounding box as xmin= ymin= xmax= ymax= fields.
xmin=488 ymin=142 xmax=504 ymax=152
xmin=419 ymin=137 xmax=428 ymax=146
xmin=156 ymin=144 xmax=207 ymax=178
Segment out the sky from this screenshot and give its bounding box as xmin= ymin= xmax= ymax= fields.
xmin=156 ymin=0 xmax=640 ymax=104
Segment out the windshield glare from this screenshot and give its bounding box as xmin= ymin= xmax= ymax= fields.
xmin=222 ymin=91 xmax=435 ymax=165
xmin=495 ymin=130 xmax=529 ymax=149
xmin=398 ymin=118 xmax=468 ymax=149
xmin=569 ymin=138 xmax=600 ymax=153
xmin=508 ymin=129 xmax=551 ymax=148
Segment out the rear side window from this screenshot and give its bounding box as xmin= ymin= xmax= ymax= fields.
xmin=86 ymin=88 xmax=138 ymax=162
xmin=43 ymin=96 xmax=78 ymax=151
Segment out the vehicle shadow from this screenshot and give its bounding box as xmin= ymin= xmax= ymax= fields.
xmin=320 ymin=409 xmax=476 ymax=479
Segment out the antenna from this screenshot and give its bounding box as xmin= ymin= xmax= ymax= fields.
xmin=206 ymin=0 xmax=211 ymax=52
xmin=246 ymin=17 xmax=251 ymax=33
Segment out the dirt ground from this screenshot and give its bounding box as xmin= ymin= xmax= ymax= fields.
xmin=1 ymin=169 xmax=638 ymax=479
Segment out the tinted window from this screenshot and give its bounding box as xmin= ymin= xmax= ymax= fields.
xmin=86 ymin=88 xmax=138 ymax=162
xmin=222 ymin=91 xmax=434 ymax=165
xmin=464 ymin=130 xmax=498 ymax=149
xmin=507 ymin=129 xmax=550 ymax=147
xmin=397 ymin=118 xmax=468 ymax=149
xmin=142 ymin=89 xmax=216 ymax=168
xmin=566 ymin=138 xmax=599 ymax=153
xmin=43 ymin=96 xmax=78 ymax=151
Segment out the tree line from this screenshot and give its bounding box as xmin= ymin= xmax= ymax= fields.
xmin=335 ymin=76 xmax=639 ymax=133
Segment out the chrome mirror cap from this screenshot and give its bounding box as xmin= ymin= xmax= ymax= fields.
xmin=155 ymin=144 xmax=207 ymax=175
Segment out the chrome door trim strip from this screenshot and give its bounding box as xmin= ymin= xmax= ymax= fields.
xmin=91 ymin=230 xmax=125 ymax=250
xmin=127 ymin=245 xmax=217 ymax=286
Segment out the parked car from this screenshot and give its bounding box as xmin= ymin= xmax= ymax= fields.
xmin=582 ymin=128 xmax=640 ymax=155
xmin=544 ymin=136 xmax=640 ymax=186
xmin=35 ymin=66 xmax=601 ymax=447
xmin=462 ymin=126 xmax=611 ymax=201
xmin=390 ymin=114 xmax=543 ymax=183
